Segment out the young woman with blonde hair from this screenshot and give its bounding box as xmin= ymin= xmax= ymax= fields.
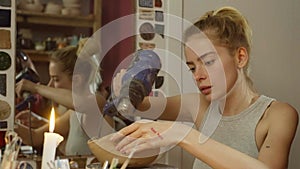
xmin=111 ymin=6 xmax=298 ymax=169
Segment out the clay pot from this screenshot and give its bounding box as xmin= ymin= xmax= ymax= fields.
xmin=44 ymin=2 xmax=62 ymax=15
xmin=87 ymin=134 xmax=159 ymax=167
xmin=18 ymin=0 xmax=43 ymax=12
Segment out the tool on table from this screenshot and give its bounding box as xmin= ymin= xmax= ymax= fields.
xmin=0 ymin=130 xmax=23 ymax=169
xmin=109 ymin=158 xmax=118 ymax=169
xmin=102 ymin=160 xmax=108 ymax=169
xmin=120 ymin=148 xmax=136 ymax=169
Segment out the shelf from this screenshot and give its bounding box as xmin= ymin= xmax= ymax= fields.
xmin=23 ymin=49 xmax=52 ymax=62
xmin=17 ymin=10 xmax=95 ymax=28
xmin=16 ymin=1 xmax=102 ymax=63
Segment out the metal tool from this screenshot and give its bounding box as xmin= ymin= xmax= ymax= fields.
xmin=0 ymin=130 xmax=23 ymax=169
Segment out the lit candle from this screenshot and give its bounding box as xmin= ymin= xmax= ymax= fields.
xmin=41 ymin=107 xmax=64 ymax=169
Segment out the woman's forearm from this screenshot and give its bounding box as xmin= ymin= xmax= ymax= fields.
xmin=15 ymin=110 xmax=71 ymax=147
xmin=179 ymin=129 xmax=269 ymax=169
xmin=35 ymin=84 xmax=74 ymax=109
xmin=15 ymin=123 xmax=46 ymax=147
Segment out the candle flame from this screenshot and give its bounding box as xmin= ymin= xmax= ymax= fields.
xmin=49 ymin=107 xmax=55 ymax=132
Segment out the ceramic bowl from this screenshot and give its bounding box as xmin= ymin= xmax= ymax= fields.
xmin=61 ymin=8 xmax=70 ymax=15
xmin=62 ymin=0 xmax=80 ymax=6
xmin=18 ymin=3 xmax=43 ymax=12
xmin=87 ymin=134 xmax=159 ymax=167
xmin=69 ymin=8 xmax=81 ymax=16
xmin=44 ymin=2 xmax=62 ymax=15
xmin=63 ymin=3 xmax=80 ymax=8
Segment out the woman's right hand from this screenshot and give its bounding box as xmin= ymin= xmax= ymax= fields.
xmin=15 ymin=79 xmax=37 ymax=99
xmin=110 ymin=120 xmax=193 ymax=155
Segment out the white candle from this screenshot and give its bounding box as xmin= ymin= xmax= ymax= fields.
xmin=41 ymin=107 xmax=64 ymax=169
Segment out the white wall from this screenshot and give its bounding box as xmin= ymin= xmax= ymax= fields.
xmin=184 ymin=0 xmax=300 ymax=168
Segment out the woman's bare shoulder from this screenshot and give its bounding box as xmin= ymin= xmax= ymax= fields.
xmin=267 ymin=100 xmax=298 ymax=128
xmin=269 ymin=101 xmax=298 ymax=118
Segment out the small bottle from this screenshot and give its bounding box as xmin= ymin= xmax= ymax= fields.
xmin=45 ymin=37 xmax=56 ymax=51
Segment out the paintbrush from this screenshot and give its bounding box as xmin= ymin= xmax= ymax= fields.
xmin=120 ymin=149 xmax=136 ymax=169
xmin=109 ymin=158 xmax=118 ymax=169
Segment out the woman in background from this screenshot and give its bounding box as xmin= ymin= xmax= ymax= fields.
xmin=15 ymin=45 xmax=113 ymax=155
xmin=110 ymin=6 xmax=298 ymax=169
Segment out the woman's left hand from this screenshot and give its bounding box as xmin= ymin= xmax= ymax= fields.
xmin=15 ymin=110 xmax=47 ymax=128
xmin=110 ymin=120 xmax=193 ymax=155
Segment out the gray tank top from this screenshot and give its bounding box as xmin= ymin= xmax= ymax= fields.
xmin=193 ymin=95 xmax=274 ymax=169
xmin=65 ymin=111 xmax=92 ymax=155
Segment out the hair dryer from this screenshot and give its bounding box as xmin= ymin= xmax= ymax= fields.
xmin=103 ymin=50 xmax=161 ymax=119
xmin=16 ymin=67 xmax=39 ymax=84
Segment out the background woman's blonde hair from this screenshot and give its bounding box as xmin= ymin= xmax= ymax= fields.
xmin=50 ymin=45 xmax=78 ymax=79
xmin=50 ymin=42 xmax=103 ymax=93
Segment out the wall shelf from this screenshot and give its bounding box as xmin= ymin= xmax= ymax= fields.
xmin=16 ymin=1 xmax=101 ymax=84
xmin=22 ymin=49 xmax=51 ymax=62
xmin=17 ymin=10 xmax=95 ymax=28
